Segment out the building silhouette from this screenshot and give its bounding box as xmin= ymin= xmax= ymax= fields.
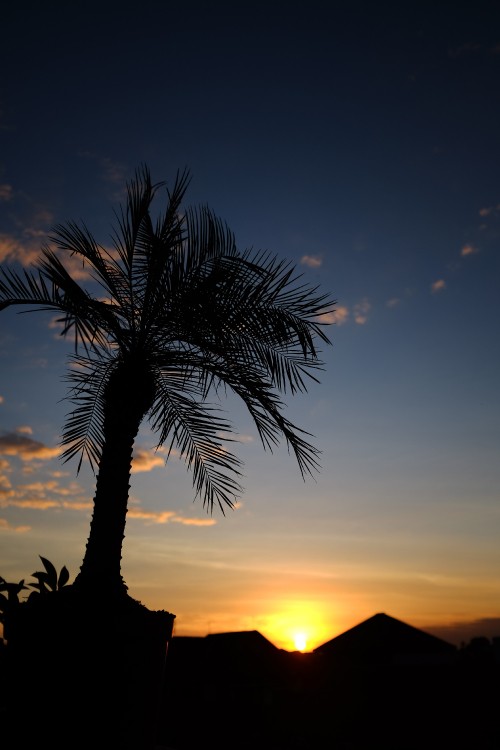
xmin=158 ymin=613 xmax=500 ymax=749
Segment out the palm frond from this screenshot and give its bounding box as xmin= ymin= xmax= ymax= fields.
xmin=60 ymin=356 xmax=112 ymax=472
xmin=148 ymin=370 xmax=243 ymax=512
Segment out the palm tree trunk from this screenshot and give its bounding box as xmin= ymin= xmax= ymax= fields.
xmin=74 ymin=399 xmax=141 ymax=597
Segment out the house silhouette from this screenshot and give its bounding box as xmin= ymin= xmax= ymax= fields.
xmin=157 ymin=614 xmax=499 ymax=750
xmin=314 ymin=611 xmax=457 ymax=665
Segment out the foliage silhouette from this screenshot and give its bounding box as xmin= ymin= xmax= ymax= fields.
xmin=0 ymin=165 xmax=334 ymax=601
xmin=0 ymin=556 xmax=70 ymax=641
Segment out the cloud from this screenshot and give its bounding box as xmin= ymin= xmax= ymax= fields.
xmin=0 ymin=234 xmax=42 ymax=266
xmin=127 ymin=507 xmax=216 ymax=526
xmin=0 ymin=184 xmax=13 ymax=201
xmin=386 ymin=298 xmax=400 ymax=308
xmin=478 ymin=203 xmax=500 ymax=218
xmin=131 ymin=447 xmax=173 ymax=473
xmin=0 ymin=231 xmax=94 ymax=285
xmin=353 ymin=298 xmax=371 ymax=325
xmin=0 ymin=432 xmax=60 ymax=461
xmin=0 ymin=517 xmax=31 ymax=533
xmin=431 ymin=279 xmax=446 ymax=293
xmin=6 ymin=498 xmax=61 ymax=510
xmin=171 ymin=516 xmax=217 ymax=526
xmin=0 ymin=477 xmax=89 ymax=510
xmin=0 ymin=396 xmax=3 ymax=404
xmin=16 ymin=425 xmax=33 ymax=435
xmin=126 ymin=508 xmax=177 ymax=523
xmin=237 ymin=434 xmax=254 ymax=444
xmin=321 ymin=306 xmax=348 ymax=326
xmin=300 ymin=255 xmax=322 ymax=269
xmin=461 ymin=244 xmax=479 ymax=257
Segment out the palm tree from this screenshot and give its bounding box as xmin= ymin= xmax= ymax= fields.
xmin=0 ymin=165 xmax=334 ymax=602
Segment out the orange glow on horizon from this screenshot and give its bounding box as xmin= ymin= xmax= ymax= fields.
xmin=293 ymin=632 xmax=307 ymax=652
xmin=259 ymin=599 xmax=335 ymax=652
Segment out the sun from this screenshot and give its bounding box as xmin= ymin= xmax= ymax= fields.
xmin=293 ymin=632 xmax=308 ymax=652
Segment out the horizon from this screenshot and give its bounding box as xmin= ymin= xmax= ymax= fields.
xmin=171 ymin=613 xmax=500 ymax=651
xmin=1 ymin=1 xmax=500 ymax=654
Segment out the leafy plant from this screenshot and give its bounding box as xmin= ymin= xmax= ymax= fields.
xmin=26 ymin=556 xmax=70 ymax=598
xmin=0 ymin=557 xmax=70 ymax=642
xmin=0 ymin=577 xmax=27 ymax=632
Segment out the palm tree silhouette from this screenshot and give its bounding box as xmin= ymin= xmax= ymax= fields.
xmin=0 ymin=166 xmax=334 ymax=601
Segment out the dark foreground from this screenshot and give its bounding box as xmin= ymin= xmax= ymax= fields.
xmin=157 ymin=634 xmax=500 ymax=750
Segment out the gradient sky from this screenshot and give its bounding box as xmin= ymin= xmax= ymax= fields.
xmin=1 ymin=1 xmax=500 ymax=651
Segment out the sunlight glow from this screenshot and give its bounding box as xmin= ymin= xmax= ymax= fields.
xmin=259 ymin=599 xmax=335 ymax=652
xmin=293 ymin=632 xmax=307 ymax=652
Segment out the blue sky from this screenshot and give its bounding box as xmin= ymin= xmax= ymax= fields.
xmin=1 ymin=0 xmax=500 ymax=650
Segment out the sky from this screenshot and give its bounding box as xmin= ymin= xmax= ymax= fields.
xmin=1 ymin=0 xmax=500 ymax=652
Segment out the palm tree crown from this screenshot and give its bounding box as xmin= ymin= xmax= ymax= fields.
xmin=0 ymin=166 xmax=334 ymax=596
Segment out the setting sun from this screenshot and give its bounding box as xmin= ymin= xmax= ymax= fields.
xmin=293 ymin=632 xmax=307 ymax=652
xmin=258 ymin=599 xmax=336 ymax=652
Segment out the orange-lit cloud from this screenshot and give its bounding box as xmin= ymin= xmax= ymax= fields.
xmin=127 ymin=506 xmax=216 ymax=526
xmin=126 ymin=508 xmax=176 ymax=523
xmin=0 ymin=517 xmax=31 ymax=533
xmin=0 ymin=234 xmax=42 ymax=266
xmin=16 ymin=425 xmax=33 ymax=435
xmin=479 ymin=204 xmax=500 ymax=217
xmin=300 ymin=255 xmax=322 ymax=268
xmin=0 ymin=477 xmax=89 ymax=510
xmin=131 ymin=448 xmax=166 ymax=473
xmin=171 ymin=516 xmax=217 ymax=526
xmin=321 ymin=306 xmax=348 ymax=326
xmin=431 ymin=279 xmax=446 ymax=293
xmin=461 ymin=244 xmax=479 ymax=257
xmin=7 ymin=498 xmax=61 ymax=510
xmin=0 ymin=432 xmax=61 ymax=461
xmin=0 ymin=396 xmax=4 ymax=404
xmin=0 ymin=231 xmax=94 ymax=285
xmin=353 ymin=298 xmax=371 ymax=325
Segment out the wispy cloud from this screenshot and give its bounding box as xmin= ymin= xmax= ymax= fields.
xmin=300 ymin=255 xmax=322 ymax=269
xmin=127 ymin=506 xmax=216 ymax=526
xmin=16 ymin=425 xmax=33 ymax=435
xmin=321 ymin=306 xmax=348 ymax=326
xmin=0 ymin=477 xmax=90 ymax=513
xmin=0 ymin=230 xmax=94 ymax=285
xmin=386 ymin=297 xmax=400 ymax=308
xmin=461 ymin=244 xmax=479 ymax=257
xmin=127 ymin=508 xmax=177 ymax=523
xmin=0 ymin=184 xmax=13 ymax=201
xmin=172 ymin=516 xmax=217 ymax=526
xmin=478 ymin=203 xmax=500 ymax=218
xmin=0 ymin=517 xmax=31 ymax=533
xmin=431 ymin=279 xmax=446 ymax=293
xmin=353 ymin=298 xmax=371 ymax=325
xmin=0 ymin=234 xmax=42 ymax=266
